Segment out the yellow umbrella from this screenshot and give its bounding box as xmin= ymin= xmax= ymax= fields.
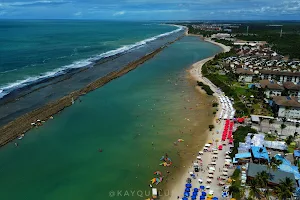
xmin=231 ymin=198 xmax=236 ymax=200
xmin=215 ymin=139 xmax=219 ymax=142
xmin=208 ymin=140 xmax=213 ymax=144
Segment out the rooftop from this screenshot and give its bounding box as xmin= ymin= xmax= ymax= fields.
xmin=283 ymin=82 xmax=300 ymax=91
xmin=247 ymin=163 xmax=296 ymax=185
xmin=260 ymin=70 xmax=300 ymax=77
xmin=259 ymin=80 xmax=284 ymax=90
xmin=251 ymin=146 xmax=269 ymax=161
xmin=236 ymin=68 xmax=254 ymax=75
xmin=272 ymin=96 xmax=300 ymax=108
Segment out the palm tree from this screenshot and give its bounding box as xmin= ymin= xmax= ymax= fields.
xmin=262 ymin=188 xmax=271 ymax=200
xmin=275 ymin=177 xmax=296 ymax=200
xmin=268 ymin=157 xmax=283 ymax=172
xmin=256 ymin=171 xmax=269 ymax=188
xmin=229 ymin=184 xmax=240 ymax=197
xmin=248 ymin=179 xmax=260 ymax=198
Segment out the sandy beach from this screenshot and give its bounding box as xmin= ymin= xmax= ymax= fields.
xmin=165 ymin=37 xmax=232 ymax=199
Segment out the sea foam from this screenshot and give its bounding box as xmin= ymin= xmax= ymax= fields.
xmin=0 ymin=25 xmax=184 ymax=99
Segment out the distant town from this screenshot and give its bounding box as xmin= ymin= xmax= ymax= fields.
xmin=181 ymin=21 xmax=300 ymax=199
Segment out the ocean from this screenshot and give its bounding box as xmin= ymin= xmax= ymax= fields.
xmin=0 ymin=20 xmax=221 ymax=200
xmin=0 ymin=20 xmax=179 ymax=98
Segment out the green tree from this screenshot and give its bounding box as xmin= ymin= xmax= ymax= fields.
xmin=275 ymin=177 xmax=296 ymax=200
xmin=248 ymin=179 xmax=260 ymax=198
xmin=229 ymin=184 xmax=240 ymax=196
xmin=286 ymin=135 xmax=294 ymax=145
xmin=256 ymin=171 xmax=269 ymax=188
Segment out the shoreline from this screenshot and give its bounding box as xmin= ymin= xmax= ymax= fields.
xmin=0 ymin=34 xmax=185 ymax=147
xmin=164 ymin=35 xmax=231 ymax=199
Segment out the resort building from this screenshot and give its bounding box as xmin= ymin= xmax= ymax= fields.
xmin=272 ymin=96 xmax=300 ymax=119
xmin=259 ymin=80 xmax=284 ymax=98
xmin=250 ymin=146 xmax=269 ymax=164
xmin=283 ymin=82 xmax=300 ymax=97
xmin=259 ymin=70 xmax=300 ymax=84
xmin=236 ymin=68 xmax=254 ymax=83
xmin=247 ymin=163 xmax=296 ymax=186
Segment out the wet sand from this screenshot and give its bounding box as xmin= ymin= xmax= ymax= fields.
xmin=163 ymin=37 xmax=231 ymax=199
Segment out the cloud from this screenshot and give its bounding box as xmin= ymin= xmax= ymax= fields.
xmin=113 ymin=11 xmax=125 ymax=16
xmin=74 ymin=11 xmax=82 ymax=16
xmin=0 ymin=0 xmax=70 ymax=7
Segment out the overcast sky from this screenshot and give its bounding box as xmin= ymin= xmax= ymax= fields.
xmin=1 ymin=0 xmax=300 ymax=20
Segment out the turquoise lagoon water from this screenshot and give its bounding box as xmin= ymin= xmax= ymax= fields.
xmin=0 ymin=36 xmax=221 ymax=200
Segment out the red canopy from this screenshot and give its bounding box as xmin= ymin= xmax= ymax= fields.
xmin=218 ymin=145 xmax=223 ymax=150
xmin=237 ymin=118 xmax=244 ymax=123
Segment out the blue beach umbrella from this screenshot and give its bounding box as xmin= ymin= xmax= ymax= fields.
xmin=200 ymin=196 xmax=206 ymax=199
xmin=202 ymin=192 xmax=206 ymax=196
xmin=200 ymin=185 xmax=205 ymax=190
xmin=185 ymin=188 xmax=190 ymax=192
xmin=193 ymin=191 xmax=198 ymax=196
xmin=222 ymin=192 xmax=227 ymax=197
xmin=212 ymin=197 xmax=218 ymax=200
xmin=194 ymin=188 xmax=199 ymax=192
xmin=191 ymin=196 xmax=196 ymax=200
xmin=186 ymin=183 xmax=192 ymax=188
xmin=182 ymin=198 xmax=188 ymax=200
xmin=184 ymin=192 xmax=190 ymax=197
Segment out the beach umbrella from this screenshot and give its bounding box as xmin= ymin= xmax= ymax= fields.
xmin=185 ymin=188 xmax=190 ymax=192
xmin=200 ymin=196 xmax=206 ymax=199
xmin=193 ymin=191 xmax=198 ymax=196
xmin=191 ymin=196 xmax=196 ymax=200
xmin=182 ymin=198 xmax=188 ymax=200
xmin=186 ymin=183 xmax=192 ymax=188
xmin=212 ymin=197 xmax=218 ymax=200
xmin=222 ymin=192 xmax=227 ymax=197
xmin=202 ymin=192 xmax=206 ymax=196
xmin=194 ymin=188 xmax=199 ymax=192
xmin=200 ymin=185 xmax=205 ymax=190
xmin=153 ymin=171 xmax=162 ymax=176
xmin=184 ymin=192 xmax=190 ymax=197
xmin=150 ymin=178 xmax=156 ymax=184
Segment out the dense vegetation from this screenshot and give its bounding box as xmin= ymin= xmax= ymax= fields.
xmin=197 ymin=81 xmax=214 ymax=95
xmin=230 ymin=22 xmax=300 ymax=59
xmin=229 ymin=126 xmax=257 ymax=158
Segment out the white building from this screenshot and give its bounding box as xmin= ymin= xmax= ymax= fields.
xmin=260 ymin=70 xmax=300 ymax=84
xmin=236 ymin=68 xmax=254 ymax=83
xmin=283 ymin=82 xmax=300 ymax=98
xmin=259 ymin=80 xmax=284 ymax=98
xmin=272 ymin=96 xmax=300 ymax=119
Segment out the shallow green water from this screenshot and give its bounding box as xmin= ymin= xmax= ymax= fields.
xmin=0 ymin=36 xmax=221 ymax=200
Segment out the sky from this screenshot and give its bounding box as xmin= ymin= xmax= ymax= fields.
xmin=0 ymin=0 xmax=300 ymax=20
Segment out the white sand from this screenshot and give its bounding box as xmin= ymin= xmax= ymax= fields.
xmin=165 ymin=38 xmax=233 ymax=199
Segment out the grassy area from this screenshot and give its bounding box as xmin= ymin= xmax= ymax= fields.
xmin=288 ymin=145 xmax=295 ymax=153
